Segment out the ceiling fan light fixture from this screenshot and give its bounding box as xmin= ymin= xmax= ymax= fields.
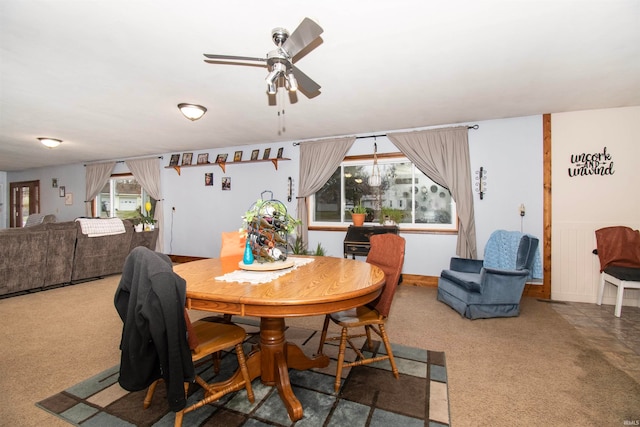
xmin=178 ymin=103 xmax=207 ymax=121
xmin=38 ymin=137 xmax=62 ymax=148
xmin=286 ymin=72 xmax=298 ymax=92
xmin=265 ymin=69 xmax=280 ymax=85
xmin=203 ymin=17 xmax=323 ymax=98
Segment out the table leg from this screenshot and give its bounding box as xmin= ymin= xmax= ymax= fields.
xmin=259 ymin=317 xmax=330 ymax=421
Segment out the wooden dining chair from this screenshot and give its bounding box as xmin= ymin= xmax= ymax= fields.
xmin=115 ymin=247 xmax=254 ymax=427
xmin=317 ymin=233 xmax=406 ymax=392
xmin=144 ymin=311 xmax=255 ymax=426
xmin=201 ymin=230 xmax=247 ymax=327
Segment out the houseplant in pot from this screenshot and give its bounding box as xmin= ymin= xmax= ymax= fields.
xmin=351 ymin=204 xmax=367 ymax=226
xmin=380 ymin=207 xmax=404 ymax=225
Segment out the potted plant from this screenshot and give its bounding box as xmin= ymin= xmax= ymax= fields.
xmin=137 ymin=201 xmax=156 ymax=231
xmin=351 ymin=203 xmax=367 ymax=226
xmin=379 ymin=207 xmax=404 ymax=225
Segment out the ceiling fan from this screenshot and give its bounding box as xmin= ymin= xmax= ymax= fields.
xmin=204 ymin=17 xmax=323 ymax=97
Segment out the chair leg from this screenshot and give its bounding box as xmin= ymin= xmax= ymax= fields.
xmin=334 ymin=327 xmax=348 ymax=392
xmin=235 ymin=343 xmax=254 ymax=403
xmin=317 ymin=315 xmax=330 ymax=355
xmin=378 ymin=324 xmax=399 ymax=379
xmin=143 ymin=379 xmax=160 ymax=409
xmin=615 ymin=283 xmax=624 ymax=317
xmin=174 ymin=409 xmax=184 ymax=427
xmin=597 ymin=274 xmax=606 ymax=306
xmin=211 ymin=352 xmax=221 ymax=374
xmin=365 ymin=325 xmax=373 ymax=351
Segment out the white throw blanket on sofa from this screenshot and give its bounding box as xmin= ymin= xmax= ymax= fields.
xmin=75 ymin=218 xmax=126 ymax=237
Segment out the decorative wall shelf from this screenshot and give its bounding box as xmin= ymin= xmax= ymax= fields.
xmin=165 ymin=158 xmax=290 ymax=175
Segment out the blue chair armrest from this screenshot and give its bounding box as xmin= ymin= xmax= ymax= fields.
xmin=477 ymin=268 xmax=530 ymax=303
xmin=482 ymin=267 xmax=531 ymax=277
xmin=450 ymin=257 xmax=484 ymax=273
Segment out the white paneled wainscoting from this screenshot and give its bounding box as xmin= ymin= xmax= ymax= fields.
xmin=552 ymin=222 xmax=640 ymax=309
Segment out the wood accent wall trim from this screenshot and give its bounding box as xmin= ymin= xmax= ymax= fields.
xmin=544 ymin=114 xmax=551 ymax=299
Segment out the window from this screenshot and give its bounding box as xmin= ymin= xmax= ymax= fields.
xmin=95 ymin=174 xmax=156 ymax=220
xmin=309 ymin=155 xmax=457 ymax=231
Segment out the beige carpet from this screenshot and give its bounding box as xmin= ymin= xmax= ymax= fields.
xmin=1 ymin=275 xmax=639 ymax=426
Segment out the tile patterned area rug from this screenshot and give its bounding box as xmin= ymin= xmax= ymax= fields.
xmin=37 ymin=321 xmax=449 ymax=426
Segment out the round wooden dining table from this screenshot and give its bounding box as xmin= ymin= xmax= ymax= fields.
xmin=174 ymin=255 xmax=385 ymax=422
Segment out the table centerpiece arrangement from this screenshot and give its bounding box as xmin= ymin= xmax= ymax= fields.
xmin=241 ymin=191 xmax=300 ymax=269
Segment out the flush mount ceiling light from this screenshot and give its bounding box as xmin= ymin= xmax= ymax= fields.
xmin=38 ymin=137 xmax=62 ymax=148
xmin=178 ymin=103 xmax=207 ymax=121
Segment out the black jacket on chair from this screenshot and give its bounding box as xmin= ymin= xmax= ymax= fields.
xmin=114 ymin=247 xmax=194 ymax=412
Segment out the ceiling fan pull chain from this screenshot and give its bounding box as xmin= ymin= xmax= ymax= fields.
xmin=276 ymin=87 xmax=286 ymax=135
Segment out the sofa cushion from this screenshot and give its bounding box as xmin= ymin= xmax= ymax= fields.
xmin=440 ymin=269 xmax=482 ymax=293
xmin=25 ymin=213 xmax=56 ymax=227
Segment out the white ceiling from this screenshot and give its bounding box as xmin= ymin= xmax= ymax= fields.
xmin=1 ymin=1 xmax=639 ymax=172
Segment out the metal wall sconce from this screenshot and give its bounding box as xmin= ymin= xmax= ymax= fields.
xmin=475 ymin=167 xmax=487 ymax=200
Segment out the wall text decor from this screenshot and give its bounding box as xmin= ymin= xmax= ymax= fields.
xmin=568 ymin=147 xmax=615 ymax=177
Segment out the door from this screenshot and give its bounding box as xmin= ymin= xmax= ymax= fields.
xmin=9 ymin=180 xmax=40 ymax=228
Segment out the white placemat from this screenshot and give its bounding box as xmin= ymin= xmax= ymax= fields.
xmin=215 ymin=257 xmax=315 ymax=284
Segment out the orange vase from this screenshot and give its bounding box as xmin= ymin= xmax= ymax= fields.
xmin=351 ymin=213 xmax=365 ymax=227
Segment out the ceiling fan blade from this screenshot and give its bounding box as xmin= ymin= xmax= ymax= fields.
xmin=203 ymin=53 xmax=267 ymax=63
xmin=291 ymin=65 xmax=321 ymax=94
xmin=282 ymin=17 xmax=323 ymax=58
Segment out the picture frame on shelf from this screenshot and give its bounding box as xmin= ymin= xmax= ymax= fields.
xmin=215 ymin=153 xmax=228 ymax=163
xmin=197 ymin=153 xmax=209 ymax=164
xmin=233 ymin=151 xmax=243 ymax=162
xmin=59 ymin=186 xmax=65 ymax=197
xmin=204 ymin=173 xmax=213 ymax=186
xmin=169 ymin=154 xmax=180 ymax=166
xmin=277 ymin=147 xmax=284 ymax=159
xmin=262 ymin=148 xmax=271 ymax=159
xmin=251 ymin=149 xmax=259 ymax=161
xmin=222 ymin=177 xmax=231 ymax=191
xmin=182 ymin=152 xmax=193 ymax=166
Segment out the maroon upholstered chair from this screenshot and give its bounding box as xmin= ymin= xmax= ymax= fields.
xmin=317 ymin=233 xmax=406 ymax=392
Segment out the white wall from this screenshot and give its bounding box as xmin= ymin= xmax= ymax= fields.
xmin=161 ymin=143 xmax=299 ymax=258
xmin=551 ymin=106 xmax=640 ymax=307
xmin=161 ymin=115 xmax=544 ymax=277
xmin=4 ymin=164 xmax=86 ymax=224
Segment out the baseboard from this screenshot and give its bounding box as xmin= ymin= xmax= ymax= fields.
xmin=169 ymin=255 xmax=206 ymax=264
xmin=401 ymin=274 xmax=438 ymax=287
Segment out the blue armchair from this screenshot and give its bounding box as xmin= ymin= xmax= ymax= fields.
xmin=437 ymin=230 xmax=540 ymax=319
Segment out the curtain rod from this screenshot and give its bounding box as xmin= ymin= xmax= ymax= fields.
xmin=293 ymin=125 xmax=479 ymax=145
xmin=84 ymin=155 xmax=163 ymax=167
xmin=354 ymin=124 xmax=479 ymax=140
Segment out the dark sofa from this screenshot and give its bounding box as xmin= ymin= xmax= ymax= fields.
xmin=0 ymin=219 xmax=158 ymax=297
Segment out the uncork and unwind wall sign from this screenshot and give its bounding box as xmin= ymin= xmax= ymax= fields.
xmin=568 ymin=147 xmax=615 ymax=177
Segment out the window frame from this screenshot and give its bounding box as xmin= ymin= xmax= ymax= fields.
xmin=94 ymin=173 xmax=155 ymax=220
xmin=308 ymin=153 xmax=458 ymax=233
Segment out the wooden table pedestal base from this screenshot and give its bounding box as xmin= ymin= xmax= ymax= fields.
xmin=205 ymin=317 xmax=329 ymax=422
